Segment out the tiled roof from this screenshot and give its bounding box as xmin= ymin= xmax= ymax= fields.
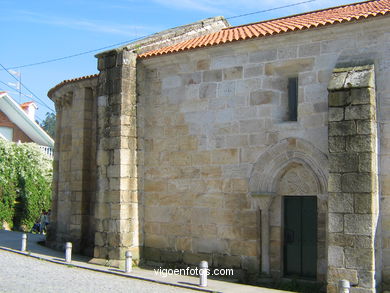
xmin=20 ymin=101 xmax=35 ymax=109
xmin=139 ymin=0 xmax=390 ymax=58
xmin=48 ymin=74 xmax=98 ymax=97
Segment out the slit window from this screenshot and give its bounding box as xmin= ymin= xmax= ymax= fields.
xmin=288 ymin=77 xmax=298 ymax=121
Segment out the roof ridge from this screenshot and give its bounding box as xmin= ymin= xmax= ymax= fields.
xmin=47 ymin=73 xmax=99 ymax=98
xmin=223 ymin=0 xmax=382 ymax=30
xmin=139 ymin=0 xmax=390 ymax=59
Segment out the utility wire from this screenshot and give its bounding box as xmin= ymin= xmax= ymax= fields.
xmin=0 ymin=79 xmax=49 ymax=109
xmin=0 ymin=80 xmax=46 ymax=123
xmin=3 ymin=36 xmax=147 ymax=71
xmin=226 ymin=0 xmax=315 ymax=20
xmin=0 ymin=63 xmax=54 ymax=113
xmin=3 ymin=0 xmax=316 ymax=71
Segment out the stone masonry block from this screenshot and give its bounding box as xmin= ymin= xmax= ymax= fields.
xmin=329 ymin=91 xmax=351 ymax=107
xmin=328 ymin=72 xmax=348 ymax=91
xmin=197 ymin=59 xmax=210 ymax=71
xmin=250 ymin=90 xmax=276 ymax=106
xmin=328 ymin=212 xmax=344 ymax=233
xmin=145 ymin=234 xmax=169 ymax=249
xmin=328 ymin=267 xmax=359 ymax=285
xmin=328 ymin=173 xmax=342 ymax=192
xmin=329 ymin=136 xmax=346 ymax=153
xmin=344 ymin=68 xmax=375 ymax=89
xmin=358 ymin=153 xmax=373 ymax=173
xmin=356 ymin=270 xmax=376 ymax=289
xmin=346 ymin=135 xmax=375 ymax=153
xmin=354 ymin=193 xmax=373 ymax=214
xmin=223 ymin=66 xmax=243 ymax=80
xmin=328 ymin=245 xmax=344 ymax=266
xmin=341 ymin=173 xmax=372 ymax=193
xmin=344 ymin=214 xmax=373 ymax=236
xmin=244 ymin=64 xmax=263 ymax=78
xmin=329 ymin=193 xmax=354 ymax=213
xmin=193 ymin=238 xmax=228 ymax=254
xmin=210 ymin=149 xmax=239 ymax=164
xmin=329 ymin=121 xmax=356 ymax=136
xmin=329 ymin=153 xmax=358 ymax=173
xmin=345 ymin=105 xmax=375 ymax=120
xmin=345 ymin=248 xmax=374 ymax=270
xmin=218 ymin=81 xmax=235 ymax=97
xmin=249 ymin=49 xmax=277 ymax=63
xmin=203 ymin=70 xmax=222 ymax=82
xmin=357 ymin=120 xmax=375 ymax=135
xmin=329 ymin=107 xmax=344 ymax=122
xmin=351 ymin=88 xmax=375 ymax=105
xmin=199 ymin=83 xmax=217 ymax=99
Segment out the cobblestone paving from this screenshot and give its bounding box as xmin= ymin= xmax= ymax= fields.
xmin=0 ymin=251 xmax=193 ymax=293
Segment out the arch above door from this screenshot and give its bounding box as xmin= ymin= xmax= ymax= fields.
xmin=248 ymin=137 xmax=328 ymax=279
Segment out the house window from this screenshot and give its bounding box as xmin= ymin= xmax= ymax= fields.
xmin=288 ymin=77 xmax=298 ymax=121
xmin=0 ymin=126 xmax=13 ymax=140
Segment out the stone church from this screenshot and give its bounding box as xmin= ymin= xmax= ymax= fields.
xmin=47 ymin=1 xmax=390 ymax=292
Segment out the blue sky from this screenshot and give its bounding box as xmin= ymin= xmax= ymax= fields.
xmin=0 ymin=0 xmax=361 ymax=122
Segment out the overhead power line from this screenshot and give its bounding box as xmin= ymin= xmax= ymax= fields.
xmin=226 ymin=0 xmax=315 ymax=20
xmin=0 ymin=63 xmax=55 ymax=113
xmin=3 ymin=0 xmax=316 ymax=71
xmin=3 ymin=36 xmax=148 ymax=71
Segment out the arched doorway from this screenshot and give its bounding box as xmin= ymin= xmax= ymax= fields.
xmin=249 ymin=138 xmax=327 ymax=281
xmin=272 ymin=162 xmax=325 ymax=280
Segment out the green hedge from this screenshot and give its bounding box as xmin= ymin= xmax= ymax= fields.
xmin=0 ymin=140 xmax=52 ymax=230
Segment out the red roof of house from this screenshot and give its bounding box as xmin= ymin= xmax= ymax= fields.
xmin=49 ymin=1 xmax=390 ymax=94
xmin=139 ymin=0 xmax=390 ymax=58
xmin=20 ymin=101 xmax=35 ymax=109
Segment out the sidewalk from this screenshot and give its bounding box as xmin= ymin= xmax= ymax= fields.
xmin=0 ymin=230 xmax=293 ymax=293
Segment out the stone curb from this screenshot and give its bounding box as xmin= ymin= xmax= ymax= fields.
xmin=0 ymin=246 xmax=221 ymax=293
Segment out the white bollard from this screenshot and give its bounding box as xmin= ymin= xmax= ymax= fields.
xmin=21 ymin=233 xmax=27 ymax=252
xmin=339 ymin=279 xmax=350 ymax=293
xmin=65 ymin=242 xmax=72 ymax=263
xmin=125 ymin=251 xmax=132 ymax=273
xmin=199 ymin=260 xmax=208 ymax=287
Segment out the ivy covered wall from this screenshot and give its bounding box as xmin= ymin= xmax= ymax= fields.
xmin=0 ymin=140 xmax=52 ymax=230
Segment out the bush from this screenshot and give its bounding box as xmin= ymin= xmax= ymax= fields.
xmin=0 ymin=140 xmax=52 ymax=230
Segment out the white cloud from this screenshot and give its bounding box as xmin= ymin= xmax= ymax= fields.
xmin=150 ymin=0 xmax=359 ymax=16
xmin=9 ymin=11 xmax=156 ymax=37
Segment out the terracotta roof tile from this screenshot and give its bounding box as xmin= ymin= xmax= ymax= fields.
xmin=139 ymin=0 xmax=390 ymax=58
xmin=48 ymin=74 xmax=99 ymax=97
xmin=20 ymin=101 xmax=35 ymax=109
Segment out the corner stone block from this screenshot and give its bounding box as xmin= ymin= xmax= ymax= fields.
xmin=329 ymin=90 xmax=352 ymax=107
xmin=344 ymin=214 xmax=373 ymax=236
xmin=341 ymin=173 xmax=372 ymax=193
xmin=344 ymin=68 xmax=375 ymax=89
xmin=328 ymin=267 xmax=359 ymax=285
xmin=328 ymin=121 xmax=356 ymax=136
xmin=345 ymin=248 xmax=374 ymax=270
xmin=328 ymin=71 xmax=348 ymax=91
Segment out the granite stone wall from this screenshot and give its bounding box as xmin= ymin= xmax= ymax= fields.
xmin=327 ymin=65 xmax=378 ymax=293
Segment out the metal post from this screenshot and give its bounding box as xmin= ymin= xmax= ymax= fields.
xmin=339 ymin=279 xmax=350 ymax=293
xmin=199 ymin=260 xmax=208 ymax=287
xmin=21 ymin=233 xmax=27 ymax=252
xmin=65 ymin=242 xmax=72 ymax=263
xmin=125 ymin=251 xmax=132 ymax=273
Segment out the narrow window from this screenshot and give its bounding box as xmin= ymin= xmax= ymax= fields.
xmin=288 ymin=77 xmax=298 ymax=121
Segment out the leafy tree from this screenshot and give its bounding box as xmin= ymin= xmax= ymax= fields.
xmin=40 ymin=112 xmax=56 ymax=139
xmin=0 ymin=140 xmax=52 ymax=230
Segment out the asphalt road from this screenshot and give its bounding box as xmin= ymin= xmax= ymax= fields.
xmin=0 ymin=250 xmax=193 ymax=293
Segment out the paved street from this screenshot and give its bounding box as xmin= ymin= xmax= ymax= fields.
xmin=0 ymin=250 xmax=193 ymax=293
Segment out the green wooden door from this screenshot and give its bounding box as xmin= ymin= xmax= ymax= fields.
xmin=284 ymin=196 xmax=317 ymax=279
